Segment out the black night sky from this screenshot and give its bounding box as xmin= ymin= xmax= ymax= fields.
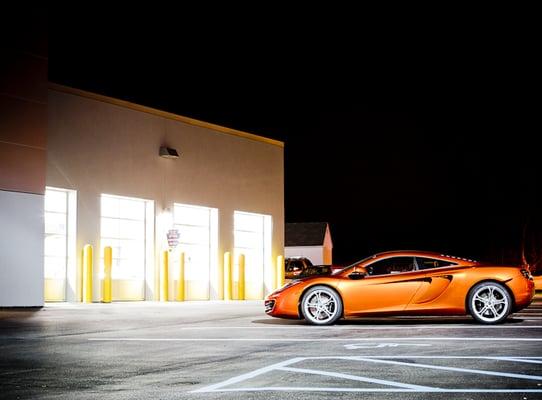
xmin=47 ymin=10 xmax=541 ymax=268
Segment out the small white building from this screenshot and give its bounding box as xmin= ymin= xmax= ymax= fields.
xmin=285 ymin=222 xmax=333 ymax=265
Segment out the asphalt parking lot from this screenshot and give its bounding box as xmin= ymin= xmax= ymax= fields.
xmin=1 ymin=297 xmax=542 ymax=399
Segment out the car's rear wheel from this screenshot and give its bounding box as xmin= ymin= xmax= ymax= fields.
xmin=468 ymin=282 xmax=512 ymax=324
xmin=301 ymin=285 xmax=343 ymax=325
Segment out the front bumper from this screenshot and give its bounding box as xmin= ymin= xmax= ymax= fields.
xmin=264 ymin=299 xmax=275 ymax=313
xmin=264 ymin=291 xmax=302 ymax=319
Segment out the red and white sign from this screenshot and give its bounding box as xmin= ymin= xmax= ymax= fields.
xmin=167 ymin=229 xmax=180 ymax=249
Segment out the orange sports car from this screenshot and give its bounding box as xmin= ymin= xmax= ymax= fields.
xmin=265 ymin=250 xmax=535 ymax=325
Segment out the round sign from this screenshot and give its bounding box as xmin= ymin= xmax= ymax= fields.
xmin=167 ymin=229 xmax=180 ymax=248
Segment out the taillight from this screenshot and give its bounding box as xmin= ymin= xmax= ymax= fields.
xmin=521 ymin=269 xmax=533 ymax=280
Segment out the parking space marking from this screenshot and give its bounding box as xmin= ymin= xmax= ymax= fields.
xmin=195 ymin=387 xmax=542 ymax=393
xmin=353 ymin=357 xmax=542 ymax=381
xmin=171 ymin=325 xmax=542 ymax=330
xmin=190 ymin=357 xmax=304 ymax=393
xmin=307 ymin=356 xmax=542 ymax=359
xmin=496 ymin=357 xmax=542 ymax=364
xmin=200 ymin=386 xmax=542 ymax=393
xmin=192 ymin=356 xmax=542 ymax=393
xmin=344 ymin=343 xmax=432 ymax=349
xmin=88 ymin=337 xmax=542 ymax=342
xmin=277 ymin=366 xmax=435 ymax=390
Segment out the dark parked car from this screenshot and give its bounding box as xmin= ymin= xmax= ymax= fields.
xmin=285 ymin=257 xmax=333 ymax=279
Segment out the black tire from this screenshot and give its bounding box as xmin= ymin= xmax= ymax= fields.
xmin=467 ymin=281 xmax=512 ymax=324
xmin=300 ymin=285 xmax=343 ymax=325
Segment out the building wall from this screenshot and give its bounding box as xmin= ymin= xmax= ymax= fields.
xmin=0 ymin=192 xmax=44 ymax=306
xmin=285 ymin=246 xmax=324 ymax=265
xmin=47 ymin=88 xmax=284 ymax=300
xmin=0 ymin=8 xmax=47 ymax=306
xmin=323 ymin=225 xmax=333 ymax=265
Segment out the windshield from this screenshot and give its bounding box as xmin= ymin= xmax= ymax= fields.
xmin=337 ymin=254 xmax=377 ymax=273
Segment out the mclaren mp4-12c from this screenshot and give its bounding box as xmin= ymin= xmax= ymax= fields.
xmin=265 ymin=251 xmax=535 ymax=325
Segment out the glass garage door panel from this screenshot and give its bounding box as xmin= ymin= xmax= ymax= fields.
xmin=180 ymin=243 xmax=210 ymax=300
xmin=234 ymin=212 xmax=265 ymax=300
xmin=100 ymin=195 xmax=149 ymax=300
xmin=99 ymin=238 xmax=145 ymax=280
xmin=174 ymin=204 xmax=213 ymax=300
xmin=44 ymin=188 xmax=68 ymax=301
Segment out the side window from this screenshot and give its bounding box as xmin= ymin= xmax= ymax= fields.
xmin=416 ymin=257 xmax=456 ymax=270
xmin=366 ymin=257 xmax=415 ymax=276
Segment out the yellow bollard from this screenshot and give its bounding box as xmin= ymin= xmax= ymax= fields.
xmin=176 ymin=252 xmax=185 ymax=301
xmin=217 ymin=251 xmax=224 ymax=300
xmin=276 ymin=255 xmax=285 ymax=289
xmin=272 ymin=256 xmax=277 ymax=291
xmin=161 ymin=250 xmax=169 ymax=301
xmin=238 ymin=254 xmax=245 ymax=300
xmin=83 ymin=244 xmax=93 ymax=303
xmin=102 ymin=246 xmax=112 ymax=303
xmin=224 ymin=252 xmax=232 ymax=300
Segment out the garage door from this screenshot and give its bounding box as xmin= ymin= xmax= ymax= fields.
xmin=234 ymin=211 xmax=272 ymax=300
xmin=100 ymin=194 xmax=153 ymax=301
xmin=174 ymin=204 xmax=218 ymax=300
xmin=44 ymin=187 xmax=76 ymax=301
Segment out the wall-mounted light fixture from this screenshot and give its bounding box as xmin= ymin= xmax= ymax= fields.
xmin=159 ymin=146 xmax=180 ymax=159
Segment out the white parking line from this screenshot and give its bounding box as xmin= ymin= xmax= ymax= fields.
xmin=197 ymin=386 xmax=542 ymax=393
xmin=191 ymin=357 xmax=304 ymax=393
xmin=88 ymin=337 xmax=542 ymax=342
xmin=307 ymin=356 xmax=542 ymax=359
xmin=277 ymin=366 xmax=436 ymax=390
xmin=353 ymin=357 xmax=542 ymax=381
xmin=192 ymin=356 xmax=542 ymax=394
xmin=344 ymin=343 xmax=432 ymax=349
xmin=495 ymin=357 xmax=542 ymax=364
xmin=171 ymin=325 xmax=542 ymax=330
xmin=194 ymin=387 xmax=542 ymax=393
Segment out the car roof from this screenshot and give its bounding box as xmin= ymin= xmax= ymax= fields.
xmin=370 ymin=250 xmax=478 ymax=264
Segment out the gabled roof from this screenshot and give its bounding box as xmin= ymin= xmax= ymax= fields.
xmin=286 ymin=222 xmax=329 ymax=246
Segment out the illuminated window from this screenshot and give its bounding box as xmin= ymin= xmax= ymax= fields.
xmin=100 ymin=194 xmax=153 ymax=281
xmin=173 ymin=203 xmax=218 ymax=300
xmin=234 ymin=211 xmax=272 ymax=299
xmin=44 ymin=187 xmax=77 ymax=301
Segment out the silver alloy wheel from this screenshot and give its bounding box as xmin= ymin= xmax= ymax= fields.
xmin=303 ymin=288 xmax=339 ymax=324
xmin=470 ymin=284 xmax=510 ymax=323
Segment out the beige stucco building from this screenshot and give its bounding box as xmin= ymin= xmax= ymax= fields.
xmin=0 ymin=72 xmax=284 ymax=305
xmin=46 ymin=85 xmax=284 ymax=303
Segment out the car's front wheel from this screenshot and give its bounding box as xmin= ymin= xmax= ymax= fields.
xmin=301 ymin=285 xmax=343 ymax=325
xmin=468 ymin=282 xmax=512 ymax=324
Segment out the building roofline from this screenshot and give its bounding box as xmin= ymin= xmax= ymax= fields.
xmin=48 ymin=83 xmax=284 ymax=148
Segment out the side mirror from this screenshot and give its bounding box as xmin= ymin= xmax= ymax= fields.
xmin=348 ymin=271 xmax=366 ymax=280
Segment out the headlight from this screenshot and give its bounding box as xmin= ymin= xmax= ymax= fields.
xmin=271 ymin=280 xmax=302 ymax=295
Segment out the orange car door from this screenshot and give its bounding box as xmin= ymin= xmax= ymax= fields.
xmin=407 ymin=257 xmax=463 ymax=309
xmin=339 ymin=257 xmax=425 ymax=314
